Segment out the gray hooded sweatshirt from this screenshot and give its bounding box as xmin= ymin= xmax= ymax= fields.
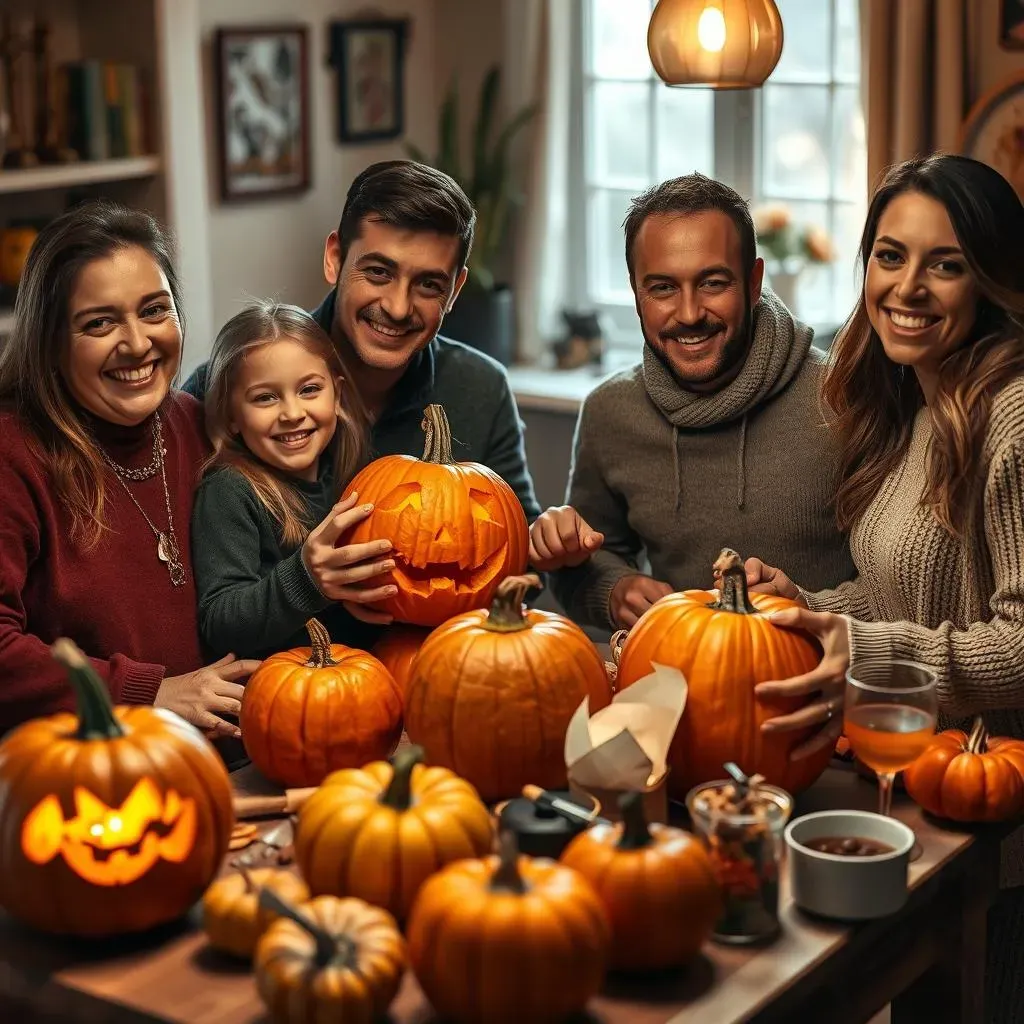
xmin=552 ymin=290 xmax=855 ymax=629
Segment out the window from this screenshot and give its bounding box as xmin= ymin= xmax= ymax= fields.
xmin=571 ymin=0 xmax=867 ymax=346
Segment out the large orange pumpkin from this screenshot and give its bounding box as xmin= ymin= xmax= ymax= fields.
xmin=903 ymin=716 xmax=1024 ymax=822
xmin=404 ymin=574 xmax=613 ymax=802
xmin=0 ymin=639 xmax=234 ymax=937
xmin=240 ymin=618 xmax=402 ymax=788
xmin=614 ymin=549 xmax=828 ymax=800
xmin=339 ymin=404 xmax=529 ymax=627
xmin=372 ymin=625 xmax=431 ymax=700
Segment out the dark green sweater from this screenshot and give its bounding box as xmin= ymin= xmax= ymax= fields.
xmin=191 ymin=460 xmax=369 ymax=661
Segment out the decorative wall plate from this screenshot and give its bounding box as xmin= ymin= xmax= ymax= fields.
xmin=960 ymin=71 xmax=1024 ymax=201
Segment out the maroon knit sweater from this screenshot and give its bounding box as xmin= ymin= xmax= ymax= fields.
xmin=0 ymin=390 xmax=209 ymax=735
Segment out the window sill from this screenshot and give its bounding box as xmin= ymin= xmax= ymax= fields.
xmin=508 ymin=350 xmax=638 ymax=415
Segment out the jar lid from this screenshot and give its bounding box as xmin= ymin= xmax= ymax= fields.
xmin=499 ymin=792 xmax=587 ymax=839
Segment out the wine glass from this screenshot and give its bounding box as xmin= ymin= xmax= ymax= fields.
xmin=843 ymin=659 xmax=938 ymax=817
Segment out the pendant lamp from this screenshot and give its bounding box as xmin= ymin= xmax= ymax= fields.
xmin=648 ymin=0 xmax=785 ymax=89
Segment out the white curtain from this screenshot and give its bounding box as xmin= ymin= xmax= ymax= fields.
xmin=502 ymin=0 xmax=573 ymax=364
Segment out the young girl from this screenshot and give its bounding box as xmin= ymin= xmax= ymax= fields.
xmin=192 ymin=300 xmax=397 ymax=660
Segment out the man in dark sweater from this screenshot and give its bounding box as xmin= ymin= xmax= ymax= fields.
xmin=182 ymin=160 xmax=541 ymax=524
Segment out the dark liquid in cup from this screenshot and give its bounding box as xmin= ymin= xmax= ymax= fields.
xmin=803 ymin=836 xmax=895 ymax=857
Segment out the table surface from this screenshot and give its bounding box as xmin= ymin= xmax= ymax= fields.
xmin=0 ymin=760 xmax=1006 ymax=1024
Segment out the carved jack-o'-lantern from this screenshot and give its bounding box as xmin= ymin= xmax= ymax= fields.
xmin=340 ymin=404 xmax=529 ymax=627
xmin=0 ymin=640 xmax=234 ymax=937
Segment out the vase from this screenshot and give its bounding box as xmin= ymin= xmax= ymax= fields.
xmin=767 ymin=267 xmax=800 ymax=313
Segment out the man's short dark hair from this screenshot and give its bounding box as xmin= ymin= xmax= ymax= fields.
xmin=623 ymin=173 xmax=756 ymax=281
xmin=338 ymin=160 xmax=476 ymax=270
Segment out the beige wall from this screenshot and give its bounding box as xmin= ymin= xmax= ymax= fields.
xmin=971 ymin=0 xmax=1024 ymax=100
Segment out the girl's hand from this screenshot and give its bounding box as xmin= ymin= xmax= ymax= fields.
xmin=756 ymin=606 xmax=851 ymax=760
xmin=743 ymin=555 xmax=806 ymax=604
xmin=528 ymin=505 xmax=605 ymax=571
xmin=155 ymin=653 xmax=261 ymax=739
xmin=302 ymin=493 xmax=398 ymax=619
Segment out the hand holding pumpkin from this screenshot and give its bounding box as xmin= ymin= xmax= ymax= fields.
xmin=155 ymin=652 xmax=261 ymax=739
xmin=528 ymin=505 xmax=605 ymax=570
xmin=743 ymin=556 xmax=806 ymax=604
xmin=609 ymin=573 xmax=673 ymax=628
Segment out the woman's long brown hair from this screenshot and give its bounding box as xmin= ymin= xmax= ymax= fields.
xmin=825 ymin=153 xmax=1024 ymax=537
xmin=0 ymin=201 xmax=183 ymax=548
xmin=201 ymin=301 xmax=367 ymax=546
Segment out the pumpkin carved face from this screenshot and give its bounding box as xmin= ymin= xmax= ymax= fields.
xmin=22 ymin=779 xmax=197 ymax=887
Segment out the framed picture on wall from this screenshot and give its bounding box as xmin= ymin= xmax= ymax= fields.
xmin=960 ymin=72 xmax=1024 ymax=202
xmin=328 ymin=18 xmax=408 ymax=143
xmin=1001 ymin=0 xmax=1024 ymax=49
xmin=214 ymin=25 xmax=311 ymax=201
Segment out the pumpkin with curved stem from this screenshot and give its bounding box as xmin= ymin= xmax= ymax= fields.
xmin=903 ymin=716 xmax=1024 ymax=822
xmin=560 ymin=791 xmax=721 ymax=969
xmin=340 ymin=403 xmax=529 ymax=627
xmin=295 ymin=744 xmax=493 ymax=922
xmin=0 ymin=639 xmax=234 ymax=937
xmin=202 ymin=867 xmax=310 ymax=959
xmin=407 ymin=831 xmax=609 ymax=1024
xmin=613 ymin=549 xmax=828 ymax=800
xmin=404 ymin=574 xmax=613 ymax=802
xmin=254 ymin=891 xmax=406 ymax=1024
xmin=372 ymin=625 xmax=431 ymax=700
xmin=240 ymin=618 xmax=402 ymax=788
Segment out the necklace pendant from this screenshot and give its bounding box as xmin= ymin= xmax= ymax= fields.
xmin=157 ymin=532 xmax=179 ymax=563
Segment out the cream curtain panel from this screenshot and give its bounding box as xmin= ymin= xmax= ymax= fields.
xmin=859 ymin=0 xmax=970 ymax=189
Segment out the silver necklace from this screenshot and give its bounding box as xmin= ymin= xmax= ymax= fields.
xmin=97 ymin=412 xmax=187 ymax=586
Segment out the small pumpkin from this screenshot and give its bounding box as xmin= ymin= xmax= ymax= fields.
xmin=372 ymin=625 xmax=431 ymax=699
xmin=903 ymin=716 xmax=1024 ymax=822
xmin=255 ymin=890 xmax=406 ymax=1024
xmin=0 ymin=639 xmax=234 ymax=937
xmin=405 ymin=574 xmax=613 ymax=802
xmin=407 ymin=831 xmax=610 ymax=1024
xmin=614 ymin=549 xmax=828 ymax=800
xmin=240 ymin=618 xmax=402 ymax=788
xmin=340 ymin=404 xmax=529 ymax=627
xmin=560 ymin=791 xmax=721 ymax=970
xmin=295 ymin=745 xmax=493 ymax=922
xmin=202 ymin=867 xmax=310 ymax=959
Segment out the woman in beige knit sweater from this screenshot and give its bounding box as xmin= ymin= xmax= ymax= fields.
xmin=746 ymin=152 xmax=1024 ymax=1023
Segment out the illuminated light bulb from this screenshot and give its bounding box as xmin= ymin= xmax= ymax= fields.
xmin=107 ymin=816 xmax=123 ymax=832
xmin=89 ymin=822 xmax=104 ymax=837
xmin=697 ymin=6 xmax=727 ymax=52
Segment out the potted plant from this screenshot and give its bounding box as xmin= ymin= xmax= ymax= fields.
xmin=752 ymin=203 xmax=833 ymax=315
xmin=406 ymin=65 xmax=537 ymax=366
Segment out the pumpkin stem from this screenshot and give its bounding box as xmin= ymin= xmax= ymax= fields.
xmin=609 ymin=629 xmax=629 ymax=667
xmin=617 ymin=791 xmax=652 ymax=850
xmin=303 ymin=618 xmax=338 ymax=668
xmin=708 ymin=548 xmax=758 ymax=615
xmin=239 ymin=866 xmax=256 ymax=894
xmin=381 ymin=745 xmax=423 ymax=810
xmin=490 ymin=830 xmax=527 ymax=894
xmin=420 ymin=404 xmax=455 ymax=465
xmin=50 ymin=638 xmax=126 ymax=741
xmin=258 ymin=889 xmax=348 ymax=969
xmin=484 ymin=574 xmax=542 ymax=632
xmin=966 ymin=716 xmax=989 ymax=754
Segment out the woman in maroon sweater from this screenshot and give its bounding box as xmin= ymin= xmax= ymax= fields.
xmin=0 ymin=201 xmax=259 ymax=739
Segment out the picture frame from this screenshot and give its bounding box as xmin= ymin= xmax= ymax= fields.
xmin=1001 ymin=0 xmax=1024 ymax=49
xmin=214 ymin=25 xmax=311 ymax=201
xmin=328 ymin=18 xmax=408 ymax=144
xmin=959 ymin=71 xmax=1024 ymax=203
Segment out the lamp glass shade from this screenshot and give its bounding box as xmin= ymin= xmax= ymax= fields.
xmin=648 ymin=0 xmax=785 ymax=89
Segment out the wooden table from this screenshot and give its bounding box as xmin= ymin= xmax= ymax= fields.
xmin=0 ymin=763 xmax=1005 ymax=1024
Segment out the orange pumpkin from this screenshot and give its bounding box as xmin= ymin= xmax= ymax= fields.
xmin=404 ymin=574 xmax=613 ymax=802
xmin=0 ymin=639 xmax=234 ymax=937
xmin=903 ymin=716 xmax=1024 ymax=822
xmin=372 ymin=625 xmax=431 ymax=699
xmin=406 ymin=832 xmax=610 ymax=1024
xmin=0 ymin=224 xmax=38 ymax=288
xmin=614 ymin=549 xmax=828 ymax=800
xmin=295 ymin=745 xmax=494 ymax=922
xmin=240 ymin=618 xmax=402 ymax=788
xmin=340 ymin=404 xmax=529 ymax=627
xmin=560 ymin=791 xmax=721 ymax=970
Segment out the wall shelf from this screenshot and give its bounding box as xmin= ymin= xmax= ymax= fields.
xmin=0 ymin=156 xmax=161 ymax=196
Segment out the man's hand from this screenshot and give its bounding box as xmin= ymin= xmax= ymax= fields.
xmin=744 ymin=556 xmax=805 ymax=604
xmin=609 ymin=574 xmax=673 ymax=629
xmin=529 ymin=505 xmax=605 ymax=571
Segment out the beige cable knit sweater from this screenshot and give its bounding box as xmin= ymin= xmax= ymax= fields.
xmin=803 ymin=375 xmax=1024 ymax=887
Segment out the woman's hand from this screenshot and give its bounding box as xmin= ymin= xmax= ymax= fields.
xmin=155 ymin=653 xmax=261 ymax=739
xmin=529 ymin=505 xmax=605 ymax=572
xmin=302 ymin=492 xmax=397 ymax=624
xmin=756 ymin=606 xmax=851 ymax=760
xmin=744 ymin=556 xmax=806 ymax=604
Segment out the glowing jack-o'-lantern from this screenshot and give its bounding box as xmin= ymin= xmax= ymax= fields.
xmin=340 ymin=404 xmax=529 ymax=627
xmin=0 ymin=639 xmax=234 ymax=937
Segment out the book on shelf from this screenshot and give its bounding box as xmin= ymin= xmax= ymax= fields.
xmin=61 ymin=60 xmax=151 ymax=162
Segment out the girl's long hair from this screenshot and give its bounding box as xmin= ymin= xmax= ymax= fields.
xmin=0 ymin=200 xmax=183 ymax=548
xmin=825 ymin=153 xmax=1024 ymax=537
xmin=202 ymin=300 xmax=367 ymax=546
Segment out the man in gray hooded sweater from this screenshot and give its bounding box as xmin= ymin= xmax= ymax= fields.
xmin=528 ymin=174 xmax=855 ymax=630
